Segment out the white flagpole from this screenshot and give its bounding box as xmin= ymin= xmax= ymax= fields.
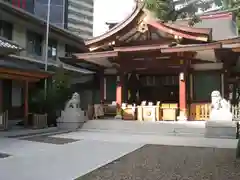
xmin=44 ymin=0 xmax=51 ymax=98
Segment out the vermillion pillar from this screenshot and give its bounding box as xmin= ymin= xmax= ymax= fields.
xmin=115 ymin=73 xmax=123 ymax=119
xmin=0 ymin=80 xmax=2 ymax=112
xmin=178 ymin=72 xmax=187 ymax=121
xmin=24 ymin=81 xmax=29 ymax=126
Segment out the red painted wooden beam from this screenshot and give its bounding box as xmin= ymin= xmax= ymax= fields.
xmin=147 ymin=20 xmax=209 ymax=42
xmin=117 ymin=39 xmax=173 ymax=47
xmin=161 ymin=42 xmax=222 ymax=53
xmin=73 ymin=51 xmax=118 ymax=59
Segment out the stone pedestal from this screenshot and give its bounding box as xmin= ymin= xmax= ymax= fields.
xmin=115 ymin=105 xmax=122 ymax=119
xmin=177 ymin=111 xmax=187 ymax=121
xmin=57 ymin=109 xmax=86 ymax=130
xmin=205 ymin=120 xmax=237 ymax=139
xmin=114 ymin=114 xmax=122 ymax=119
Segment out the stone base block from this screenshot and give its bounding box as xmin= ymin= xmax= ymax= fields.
xmin=205 ymin=120 xmax=237 ymax=139
xmin=56 ymin=109 xmax=87 ymax=130
xmin=114 ymin=115 xmax=122 ymax=119
xmin=57 ymin=121 xmax=85 ymax=130
xmin=177 ymin=110 xmax=187 ymax=121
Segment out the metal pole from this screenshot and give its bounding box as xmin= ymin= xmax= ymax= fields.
xmin=62 ymin=0 xmax=66 ymax=28
xmin=44 ymin=0 xmax=51 ymax=99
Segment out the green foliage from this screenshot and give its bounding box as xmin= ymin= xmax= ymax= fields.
xmin=29 ymin=66 xmax=72 ymax=125
xmin=145 ymin=0 xmax=175 ymax=22
xmin=219 ymin=0 xmax=240 ymax=32
xmin=144 ymin=0 xmax=212 ymax=25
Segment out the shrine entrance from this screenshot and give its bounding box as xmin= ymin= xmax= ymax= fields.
xmin=60 ymin=3 xmax=240 ymax=121
xmin=138 ymin=75 xmax=179 ymax=104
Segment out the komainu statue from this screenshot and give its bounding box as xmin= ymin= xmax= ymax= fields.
xmin=57 ymin=92 xmax=86 ymax=130
xmin=64 ymin=92 xmax=80 ymax=109
xmin=209 ymin=90 xmax=232 ymax=121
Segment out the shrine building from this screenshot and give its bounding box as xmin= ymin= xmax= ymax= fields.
xmin=61 ymin=2 xmax=240 ymax=121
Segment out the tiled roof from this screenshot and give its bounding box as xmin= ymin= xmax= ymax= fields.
xmin=0 ymin=36 xmax=23 ymax=51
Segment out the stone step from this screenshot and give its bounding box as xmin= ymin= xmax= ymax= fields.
xmin=80 ymin=129 xmax=205 ymax=137
xmin=81 ymin=120 xmax=206 ymax=136
xmin=0 ymin=127 xmax=59 ymax=138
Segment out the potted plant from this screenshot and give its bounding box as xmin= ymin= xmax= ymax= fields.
xmin=28 ymin=89 xmax=48 ymax=129
xmin=29 ymin=67 xmax=72 ymax=128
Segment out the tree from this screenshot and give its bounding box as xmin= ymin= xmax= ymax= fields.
xmin=221 ymin=0 xmax=240 ymax=9
xmin=144 ymin=0 xmax=215 ymax=25
xmin=216 ymin=0 xmax=240 ymax=31
xmin=29 ymin=66 xmax=72 ymax=125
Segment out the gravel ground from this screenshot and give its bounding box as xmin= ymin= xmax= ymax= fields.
xmin=78 ymin=145 xmax=240 ymax=180
xmin=22 ymin=135 xmax=79 ymax=144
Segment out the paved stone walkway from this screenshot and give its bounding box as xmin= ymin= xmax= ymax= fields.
xmin=0 ymin=130 xmax=238 ymax=180
xmin=0 ymin=137 xmax=143 ymax=180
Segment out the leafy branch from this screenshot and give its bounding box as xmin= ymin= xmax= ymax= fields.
xmin=144 ymin=0 xmax=215 ymax=25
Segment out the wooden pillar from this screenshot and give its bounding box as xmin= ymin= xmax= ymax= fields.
xmin=116 ymin=74 xmax=123 ymax=106
xmin=24 ymin=81 xmax=29 ymax=126
xmin=99 ymin=71 xmax=105 ymax=102
xmin=115 ymin=73 xmax=124 ymax=119
xmin=179 ymin=72 xmax=187 ymax=116
xmin=0 ymin=80 xmax=2 ymax=112
xmin=189 ymin=73 xmax=193 ymax=102
xmin=222 ymin=69 xmax=229 ymax=99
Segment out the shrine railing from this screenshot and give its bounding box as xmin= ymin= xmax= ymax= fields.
xmin=189 ymin=103 xmax=211 ymax=121
xmin=190 ymin=102 xmax=240 ymax=121
xmin=0 ymin=111 xmax=8 ymax=131
xmin=231 ymin=103 xmax=240 ymax=121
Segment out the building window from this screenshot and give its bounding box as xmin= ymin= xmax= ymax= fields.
xmin=0 ymin=20 xmax=13 ymax=40
xmin=48 ymin=39 xmax=57 ymax=60
xmin=26 ymin=31 xmax=43 ymax=56
xmin=65 ymin=44 xmax=80 ymax=57
xmin=25 ymin=0 xmax=35 ymax=13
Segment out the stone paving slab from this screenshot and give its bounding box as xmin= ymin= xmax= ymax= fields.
xmin=0 ymin=137 xmax=59 ymax=157
xmin=0 ymin=140 xmax=143 ymax=180
xmin=78 ymin=144 xmax=240 ymax=180
xmin=22 ymin=135 xmax=79 ymax=145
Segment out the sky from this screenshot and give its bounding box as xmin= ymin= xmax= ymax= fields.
xmin=93 ymin=0 xmax=136 ymax=37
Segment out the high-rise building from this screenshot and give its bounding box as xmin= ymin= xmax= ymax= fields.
xmin=3 ymin=0 xmax=66 ymax=28
xmin=3 ymin=0 xmax=35 ymax=13
xmin=66 ymin=0 xmax=94 ymax=39
xmin=34 ymin=0 xmax=66 ymax=28
xmin=3 ymin=0 xmax=94 ymax=39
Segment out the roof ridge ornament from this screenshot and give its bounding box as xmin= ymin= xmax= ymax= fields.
xmin=135 ymin=0 xmax=145 ymax=7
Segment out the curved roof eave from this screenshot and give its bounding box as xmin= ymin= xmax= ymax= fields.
xmin=86 ymin=3 xmax=213 ymax=48
xmin=85 ymin=3 xmax=144 ymax=46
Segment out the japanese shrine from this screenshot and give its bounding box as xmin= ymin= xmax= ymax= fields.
xmin=61 ymin=2 xmax=240 ymax=121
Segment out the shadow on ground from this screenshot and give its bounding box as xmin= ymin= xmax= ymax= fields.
xmin=77 ymin=145 xmax=240 ymax=180
xmin=22 ymin=135 xmax=79 ymax=145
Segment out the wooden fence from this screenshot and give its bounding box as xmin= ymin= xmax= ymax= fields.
xmin=189 ymin=103 xmax=211 ymax=120
xmin=190 ymin=102 xmax=240 ymax=121
xmin=0 ymin=111 xmax=8 ymax=130
xmin=31 ymin=113 xmax=48 ymax=129
xmin=231 ymin=102 xmax=240 ymax=121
